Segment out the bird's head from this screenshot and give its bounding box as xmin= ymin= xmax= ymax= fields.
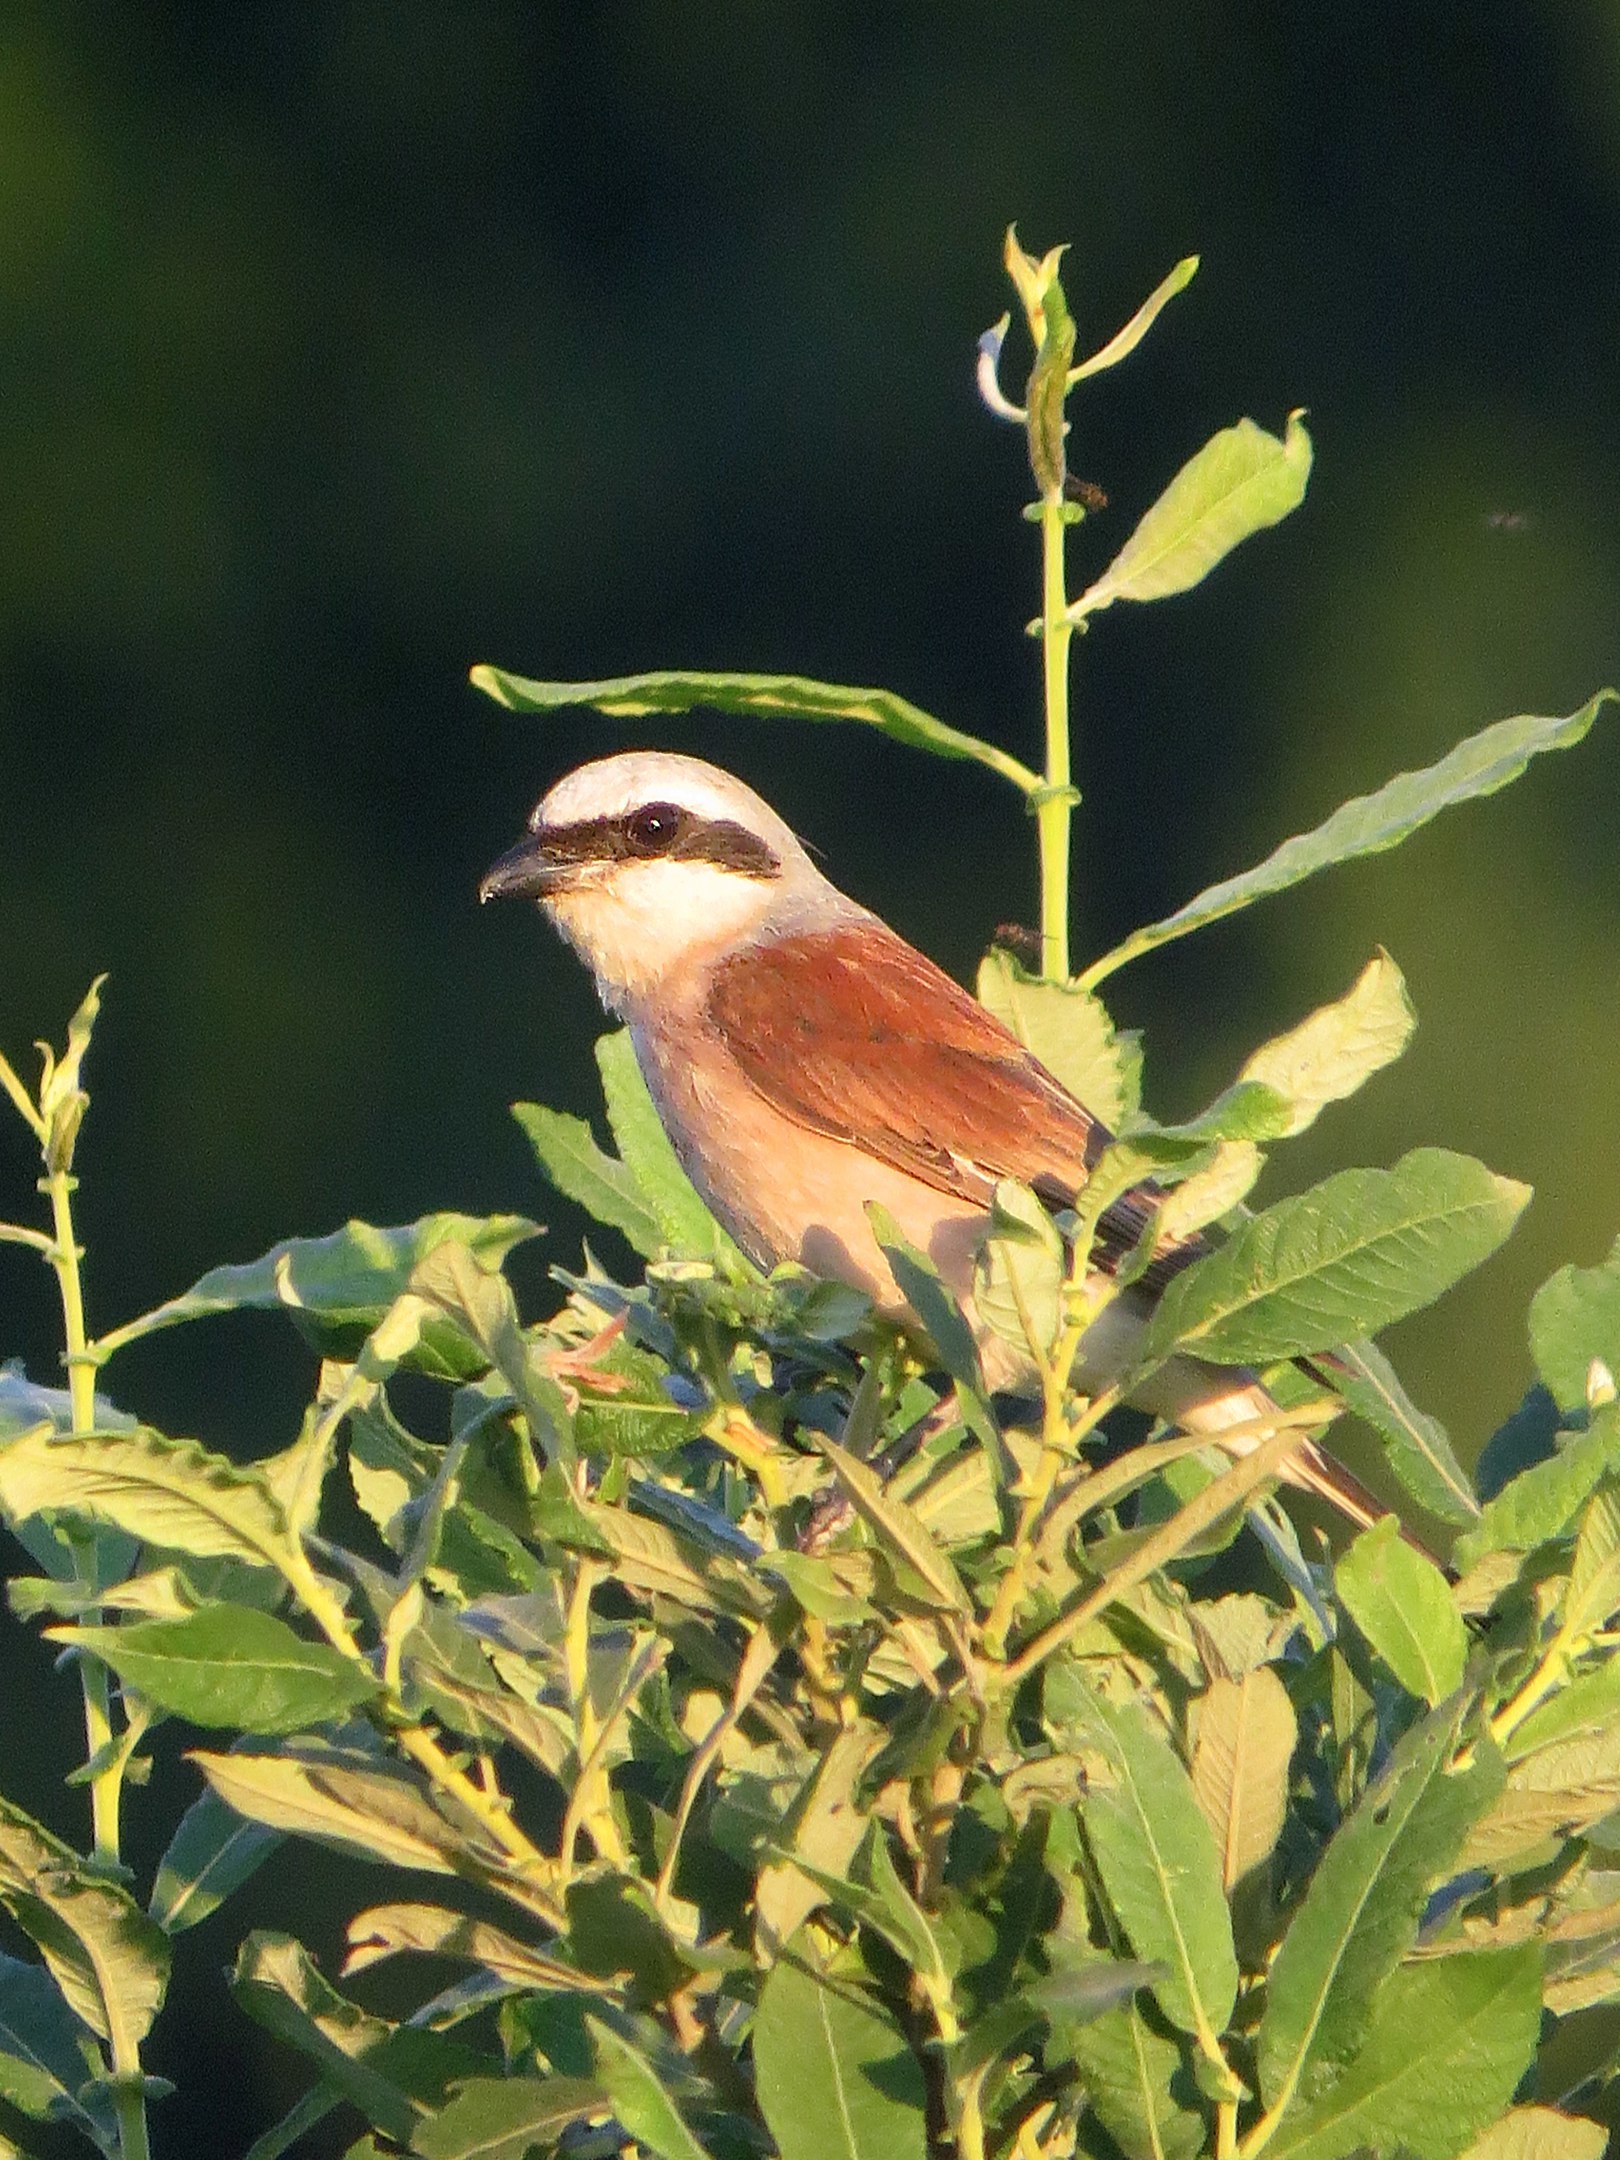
xmin=481 ymin=751 xmax=849 ymax=1009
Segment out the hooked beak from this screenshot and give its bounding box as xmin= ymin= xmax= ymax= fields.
xmin=479 ymin=831 xmax=567 ymax=904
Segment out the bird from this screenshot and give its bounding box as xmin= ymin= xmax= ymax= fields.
xmin=481 ymin=749 xmax=1394 ymax=1537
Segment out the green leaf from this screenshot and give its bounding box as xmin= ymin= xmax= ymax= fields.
xmin=975 ymin=950 xmax=1138 ymax=1126
xmin=1082 ymin=690 xmax=1618 ymax=988
xmin=52 ymin=1607 xmax=379 ymax=1735
xmin=513 ymin=1102 xmax=668 ymax=1259
xmin=1501 ymin=1654 xmax=1620 ymax=1764
xmin=1237 ymin=951 xmax=1415 ymax=1137
xmin=1531 ymin=1236 xmax=1620 ymax=1412
xmin=0 ymin=1796 xmax=170 ymax=2048
xmin=1256 ymin=1702 xmax=1501 ymax=2109
xmin=1317 ymin=1336 xmax=1479 ymax=1527
xmin=809 ymin=1433 xmax=970 ymax=1614
xmin=0 ymin=1952 xmax=113 ymax=2144
xmin=150 ymin=1788 xmax=282 ymax=1933
xmin=1137 ymin=1148 xmax=1529 ymax=1368
xmin=586 ymin=2017 xmax=712 ymax=2160
xmin=344 ymin=1904 xmax=593 ymax=1993
xmin=471 ymin=663 xmax=1040 ymax=794
xmin=0 ymin=1425 xmax=301 ymax=1573
xmin=1071 ymin=412 xmax=1311 ymax=622
xmin=974 ymin=1178 xmax=1066 ymax=1365
xmin=190 ymin=1748 xmax=468 ymax=1875
xmin=595 ymin=1032 xmax=746 ymax=1265
xmin=1069 ymin=254 xmax=1200 ymax=382
xmin=1453 ymin=1407 xmax=1620 ymax=1571
xmin=1263 ymin=1947 xmax=1542 ymax=2160
xmin=1063 ymin=2001 xmax=1203 ymax=2160
xmin=1459 ymin=2107 xmax=1609 ymax=2160
xmin=867 ymin=1207 xmax=997 ymax=1451
xmin=1190 ymin=1667 xmax=1297 ymax=1893
xmin=411 ymin=2075 xmax=603 ymax=2160
xmin=232 ymin=1932 xmax=418 ymax=2144
xmin=1564 ymin=1479 xmax=1620 ymax=1643
xmin=101 ymin=1214 xmax=538 ymax=1368
xmin=1072 ymin=1689 xmax=1238 ymax=2041
xmin=1335 ymin=1516 xmax=1468 ymax=1704
xmin=752 ymin=1955 xmax=928 ymax=2160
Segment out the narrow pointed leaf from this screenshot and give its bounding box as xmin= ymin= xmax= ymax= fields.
xmin=868 ymin=1206 xmax=997 ymax=1450
xmin=595 ymin=1031 xmax=746 ymax=1263
xmin=232 ymin=1932 xmax=417 ymax=2144
xmin=1137 ymin=1148 xmax=1529 ymax=1368
xmin=0 ymin=1953 xmax=113 ymax=2142
xmin=1454 ymin=1407 xmax=1620 ymax=1571
xmin=0 ymin=1425 xmax=300 ymax=1571
xmin=190 ymin=1750 xmax=466 ymax=1875
xmin=1072 ymin=412 xmax=1311 ymax=620
xmin=412 ymin=2076 xmax=603 ymax=2160
xmin=1335 ymin=1516 xmax=1467 ymax=1704
xmin=1072 ymin=1689 xmax=1237 ymax=2041
xmin=0 ymin=1797 xmax=170 ymax=2048
xmin=1256 ymin=1703 xmax=1500 ymax=2108
xmin=471 ymin=665 xmax=1039 ymax=793
xmin=345 ymin=1905 xmax=591 ymax=1993
xmin=1063 ymin=2001 xmax=1204 ymax=2160
xmin=1564 ymin=1479 xmax=1620 ymax=1642
xmin=752 ymin=1956 xmax=927 ymax=2160
xmin=1082 ymin=690 xmax=1618 ymax=987
xmin=512 ymin=1102 xmax=667 ymax=1258
xmin=1069 ymin=255 xmax=1199 ymax=381
xmin=1191 ymin=1668 xmax=1297 ymax=1893
xmin=810 ymin=1434 xmax=969 ymax=1613
xmin=150 ymin=1789 xmax=282 ymax=1933
xmin=52 ymin=1608 xmax=379 ymax=1734
xmin=102 ymin=1213 xmax=537 ymax=1361
xmin=1317 ymin=1336 xmax=1479 ymax=1525
xmin=587 ymin=2017 xmax=712 ymax=2160
xmin=1263 ymin=1947 xmax=1542 ymax=2160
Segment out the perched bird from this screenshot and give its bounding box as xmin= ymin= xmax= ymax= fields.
xmin=482 ymin=750 xmax=1391 ymax=1535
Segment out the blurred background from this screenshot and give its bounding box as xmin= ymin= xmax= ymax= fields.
xmin=1 ymin=2 xmax=1617 ymax=2147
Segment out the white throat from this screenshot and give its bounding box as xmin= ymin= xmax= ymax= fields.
xmin=545 ymin=857 xmax=784 ymax=1012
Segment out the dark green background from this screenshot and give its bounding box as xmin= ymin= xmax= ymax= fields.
xmin=2 ymin=5 xmax=1618 ymax=2148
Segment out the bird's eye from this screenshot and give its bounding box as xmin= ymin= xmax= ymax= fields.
xmin=625 ymin=802 xmax=683 ymax=855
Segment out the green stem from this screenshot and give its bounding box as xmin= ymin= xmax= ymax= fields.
xmin=1034 ymin=491 xmax=1078 ymax=980
xmin=41 ymin=1170 xmax=149 ymax=2160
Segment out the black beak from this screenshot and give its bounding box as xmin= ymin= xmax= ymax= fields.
xmin=479 ymin=832 xmax=565 ymax=904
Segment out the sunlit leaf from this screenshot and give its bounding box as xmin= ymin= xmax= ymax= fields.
xmin=975 ymin=949 xmax=1139 ymax=1126
xmin=1069 ymin=255 xmax=1200 ymax=382
xmin=1262 ymin=1948 xmax=1541 ymax=2160
xmin=1237 ymin=952 xmax=1415 ymax=1137
xmin=1335 ymin=1516 xmax=1467 ymax=1705
xmin=1190 ymin=1668 xmax=1297 ymax=1893
xmin=101 ymin=1214 xmax=538 ymax=1374
xmin=0 ymin=1796 xmax=170 ymax=2047
xmin=150 ymin=1789 xmax=282 ymax=1934
xmin=1082 ymin=690 xmax=1618 ymax=988
xmin=471 ymin=664 xmax=1039 ymax=794
xmin=190 ymin=1748 xmax=467 ymax=1875
xmin=1531 ymin=1236 xmax=1620 ymax=1413
xmin=586 ymin=2017 xmax=712 ymax=2160
xmin=1071 ymin=412 xmax=1311 ymax=621
xmin=752 ymin=1954 xmax=927 ymax=2160
xmin=0 ymin=1426 xmax=299 ymax=1573
xmin=974 ymin=1178 xmax=1065 ymax=1365
xmin=1257 ymin=1703 xmax=1500 ymax=2108
xmin=51 ymin=1608 xmax=379 ymax=1735
xmin=1137 ymin=1148 xmax=1529 ymax=1368
xmin=1062 ymin=2000 xmax=1203 ymax=2160
xmin=412 ymin=2074 xmax=604 ymax=2160
xmin=595 ymin=1031 xmax=747 ymax=1266
xmin=1459 ymin=2110 xmax=1608 ymax=2160
xmin=1071 ymin=1689 xmax=1237 ymax=2041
